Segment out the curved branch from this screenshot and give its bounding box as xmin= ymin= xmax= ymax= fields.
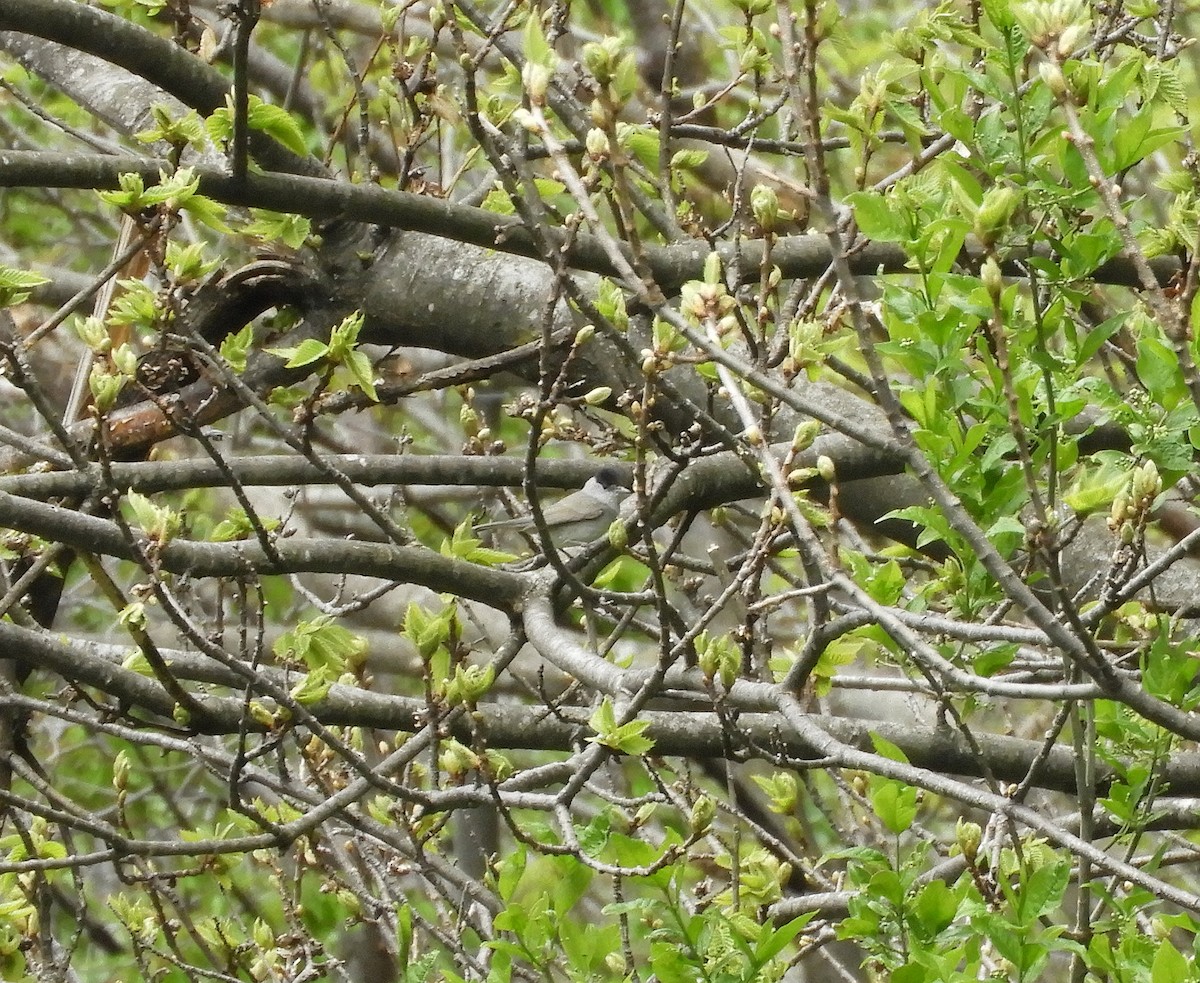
xmin=8 ymin=620 xmax=1200 ymax=797
xmin=0 ymin=0 xmax=322 ymax=176
xmin=0 ymin=489 xmax=525 ymax=607
xmin=0 ymin=150 xmax=1178 ymax=290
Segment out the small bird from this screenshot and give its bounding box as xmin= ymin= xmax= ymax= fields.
xmin=475 ymin=467 xmax=629 ymax=547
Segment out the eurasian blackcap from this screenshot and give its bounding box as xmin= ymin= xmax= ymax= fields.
xmin=476 ymin=467 xmax=628 ymax=546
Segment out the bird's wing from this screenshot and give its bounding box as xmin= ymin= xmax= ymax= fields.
xmin=544 ymin=494 xmax=608 ymax=523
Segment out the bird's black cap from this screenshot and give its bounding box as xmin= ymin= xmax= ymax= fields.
xmin=594 ymin=466 xmax=628 ymax=490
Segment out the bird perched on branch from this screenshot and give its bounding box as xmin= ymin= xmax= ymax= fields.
xmin=475 ymin=467 xmax=629 ymax=547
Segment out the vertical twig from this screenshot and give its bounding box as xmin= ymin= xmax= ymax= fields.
xmin=231 ymin=0 xmax=261 ymax=181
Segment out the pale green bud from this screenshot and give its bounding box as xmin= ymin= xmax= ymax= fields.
xmin=428 ymin=2 xmax=446 ymax=33
xmin=74 ymin=316 xmax=109 ymax=353
xmin=522 ymin=62 xmax=551 ymax=104
xmin=112 ymin=750 xmax=130 ymax=793
xmin=956 ymin=818 xmax=982 ymax=863
xmin=585 ymin=127 xmax=610 ymax=159
xmin=1039 ymin=60 xmax=1067 ymax=97
xmin=1134 ymin=459 xmax=1161 ymax=504
xmin=606 ymin=519 xmax=627 ymax=550
xmin=718 ymin=643 xmax=741 ymax=689
xmin=459 ymin=403 xmax=480 ymax=437
xmin=793 ymin=420 xmax=822 ymax=451
xmin=975 ymin=186 xmax=1019 ymax=246
xmin=689 ymin=795 xmax=715 ymax=835
xmin=703 ymin=251 xmax=722 ymax=284
xmin=751 ymin=184 xmax=780 ymax=232
xmin=582 ymin=386 xmax=612 ymax=406
xmin=439 ymin=739 xmax=480 ymax=777
xmin=981 ymin=256 xmax=1004 ymax=300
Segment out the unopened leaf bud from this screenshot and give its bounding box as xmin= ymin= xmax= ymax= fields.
xmin=112 ymin=343 xmax=138 ymax=378
xmin=718 ymin=645 xmax=741 ymax=688
xmin=74 ymin=316 xmax=109 ymax=353
xmin=1058 ymin=23 xmax=1088 ymax=57
xmin=1134 ymin=459 xmax=1161 ymax=503
xmin=518 ymin=108 xmax=546 ymax=135
xmin=522 ymin=63 xmax=551 ymax=104
xmin=89 ymin=364 xmax=126 ymax=412
xmin=981 ymin=256 xmax=1004 ymax=300
xmin=697 ymin=636 xmax=719 ymax=681
xmin=459 ymin=404 xmax=480 ymax=436
xmin=585 ymin=127 xmax=610 ymax=159
xmin=439 ymin=739 xmax=479 ymax=778
xmin=956 ymin=818 xmax=982 ymax=863
xmin=793 ymin=420 xmax=821 ymax=451
xmin=582 ymin=386 xmax=612 ymax=406
xmin=1039 ymin=60 xmax=1067 ymax=97
xmin=751 ymin=184 xmax=780 ymax=232
xmin=975 ymin=186 xmax=1019 ymax=246
xmin=690 ymin=795 xmax=715 ymax=834
xmin=607 ymin=519 xmax=627 ymax=550
xmin=113 ymin=750 xmax=130 ymax=793
xmin=703 ymin=251 xmax=722 ymax=284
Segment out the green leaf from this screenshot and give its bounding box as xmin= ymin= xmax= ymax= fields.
xmin=869 ymin=732 xmax=911 ymax=765
xmin=0 ymin=265 xmax=49 ymax=307
xmin=870 ymin=778 xmax=918 ymax=834
xmin=619 ymin=123 xmax=660 ymax=169
xmin=444 ymin=517 xmax=518 ymax=565
xmin=1136 ymin=335 xmax=1184 ymax=408
xmin=274 ymin=616 xmax=368 ymax=673
xmin=290 ymin=665 xmax=335 ymax=705
xmin=220 ymin=323 xmax=255 ymax=374
xmin=99 ymin=167 xmax=201 ymax=211
xmin=210 ymin=506 xmax=279 ymax=542
xmin=269 ymin=337 xmax=329 ymax=368
xmin=846 ymin=191 xmax=906 ymax=242
xmin=866 ymin=866 xmax=905 ymax=906
xmin=522 ymin=7 xmax=554 ymax=67
xmin=1076 ymin=312 xmax=1128 ymax=365
xmin=587 ymin=697 xmax=655 ymax=755
xmin=891 ymin=963 xmax=928 ymax=983
xmin=808 ymin=634 xmax=864 ymax=696
xmin=244 ymin=209 xmax=312 ymax=249
xmin=670 ymin=148 xmax=709 ymax=171
xmin=136 ymin=103 xmax=205 ymax=148
xmin=1111 ymin=110 xmax=1185 ymax=172
xmin=402 ymin=601 xmax=458 ymax=666
xmin=1151 ymin=939 xmax=1191 ymax=983
xmin=911 ymin=880 xmax=958 ymax=938
xmin=974 ymin=643 xmax=1017 ymax=676
xmin=342 ymin=349 xmax=378 ymax=402
xmin=752 ymin=913 xmax=812 ymax=964
xmin=979 ymin=0 xmax=1015 ymax=28
xmin=327 ymin=310 xmax=364 ymax=360
xmin=246 ymin=100 xmax=309 ymax=157
xmin=1016 ymin=858 xmax=1070 ymax=923
xmin=123 ymin=490 xmax=182 ymax=543
xmin=751 ymin=771 xmax=799 ymax=814
xmin=493 ymin=844 xmax=526 ymax=903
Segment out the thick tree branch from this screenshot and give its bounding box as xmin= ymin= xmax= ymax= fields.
xmin=0 ymin=149 xmax=1179 ymax=290
xmin=7 ymin=619 xmax=1200 ymax=798
xmin=0 ymin=0 xmax=322 ymax=176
